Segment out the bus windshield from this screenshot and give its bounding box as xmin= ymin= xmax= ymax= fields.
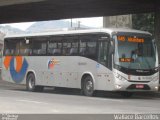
xmin=113 ymin=34 xmax=157 ymax=70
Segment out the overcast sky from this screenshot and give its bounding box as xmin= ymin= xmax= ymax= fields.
xmin=1 ymin=17 xmax=103 ymax=31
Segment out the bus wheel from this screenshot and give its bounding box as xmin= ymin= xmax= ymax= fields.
xmin=120 ymin=92 xmax=133 ymax=98
xmin=26 ymin=73 xmax=43 ymax=92
xmin=82 ymin=76 xmax=94 ymax=96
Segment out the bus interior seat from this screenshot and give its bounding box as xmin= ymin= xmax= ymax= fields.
xmin=53 ymin=49 xmax=61 ymax=55
xmin=5 ymin=49 xmax=10 ymax=55
xmin=33 ymin=49 xmax=45 ymax=55
xmin=39 ymin=49 xmax=46 ymax=54
xmin=24 ymin=49 xmax=32 ymax=55
xmin=70 ymin=48 xmax=78 ymax=55
xmin=80 ymin=48 xmax=86 ymax=56
xmin=10 ymin=49 xmax=15 ymax=54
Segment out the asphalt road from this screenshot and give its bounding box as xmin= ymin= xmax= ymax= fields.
xmin=0 ymin=80 xmax=160 ymax=114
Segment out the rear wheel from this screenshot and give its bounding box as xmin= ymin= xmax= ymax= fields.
xmin=26 ymin=73 xmax=43 ymax=92
xmin=82 ymin=76 xmax=94 ymax=96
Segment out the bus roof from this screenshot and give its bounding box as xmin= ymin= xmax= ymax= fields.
xmin=5 ymin=28 xmax=151 ymax=39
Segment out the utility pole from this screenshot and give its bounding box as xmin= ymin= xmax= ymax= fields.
xmin=71 ymin=18 xmax=73 ymax=28
xmin=78 ymin=21 xmax=81 ymax=28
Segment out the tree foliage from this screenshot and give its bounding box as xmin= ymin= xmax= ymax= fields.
xmin=132 ymin=13 xmax=154 ymax=34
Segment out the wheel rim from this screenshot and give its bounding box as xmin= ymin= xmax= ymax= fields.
xmin=28 ymin=77 xmax=34 ymax=89
xmin=85 ymin=80 xmax=93 ymax=93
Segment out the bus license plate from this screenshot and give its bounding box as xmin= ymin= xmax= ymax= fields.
xmin=136 ymin=84 xmax=144 ymax=89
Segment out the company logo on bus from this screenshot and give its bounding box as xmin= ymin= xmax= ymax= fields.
xmin=3 ymin=56 xmax=28 ymax=83
xmin=48 ymin=58 xmax=60 ymax=69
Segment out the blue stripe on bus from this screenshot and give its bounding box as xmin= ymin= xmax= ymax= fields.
xmin=10 ymin=57 xmax=28 ymax=83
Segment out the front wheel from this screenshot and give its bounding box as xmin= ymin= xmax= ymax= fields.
xmin=82 ymin=76 xmax=94 ymax=96
xmin=26 ymin=73 xmax=43 ymax=92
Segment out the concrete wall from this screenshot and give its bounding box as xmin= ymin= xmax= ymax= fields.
xmin=0 ymin=32 xmax=4 ymax=49
xmin=103 ymin=15 xmax=132 ymax=28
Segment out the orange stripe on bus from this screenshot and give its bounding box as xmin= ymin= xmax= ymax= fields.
xmin=4 ymin=56 xmax=12 ymax=70
xmin=15 ymin=56 xmax=23 ymax=72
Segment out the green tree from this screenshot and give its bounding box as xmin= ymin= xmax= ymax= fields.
xmin=132 ymin=13 xmax=154 ymax=34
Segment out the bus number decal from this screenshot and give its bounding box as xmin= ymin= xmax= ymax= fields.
xmin=3 ymin=56 xmax=28 ymax=83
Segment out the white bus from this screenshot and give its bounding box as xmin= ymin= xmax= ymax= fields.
xmin=2 ymin=28 xmax=159 ymax=97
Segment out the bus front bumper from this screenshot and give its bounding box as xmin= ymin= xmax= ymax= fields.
xmin=113 ymin=80 xmax=159 ymax=92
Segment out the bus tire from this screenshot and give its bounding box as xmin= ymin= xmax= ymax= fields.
xmin=26 ymin=73 xmax=43 ymax=92
xmin=82 ymin=75 xmax=94 ymax=96
xmin=120 ymin=92 xmax=133 ymax=98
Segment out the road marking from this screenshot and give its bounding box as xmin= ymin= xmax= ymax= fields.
xmin=16 ymin=99 xmax=48 ymax=104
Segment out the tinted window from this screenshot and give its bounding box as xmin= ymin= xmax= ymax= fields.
xmin=4 ymin=39 xmax=20 ymax=56
xmin=48 ymin=36 xmax=62 ymax=55
xmin=32 ymin=37 xmax=47 ymax=55
xmin=70 ymin=41 xmax=78 ymax=55
xmin=79 ymin=35 xmax=97 ymax=60
xmin=19 ymin=39 xmax=32 ymax=56
xmin=62 ymin=36 xmax=78 ymax=56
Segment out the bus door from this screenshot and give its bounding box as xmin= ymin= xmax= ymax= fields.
xmin=97 ymin=40 xmax=113 ymax=90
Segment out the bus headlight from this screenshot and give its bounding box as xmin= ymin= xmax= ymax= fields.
xmin=155 ymin=86 xmax=159 ymax=90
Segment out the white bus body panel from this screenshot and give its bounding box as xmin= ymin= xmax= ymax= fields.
xmin=2 ymin=56 xmax=115 ymax=91
xmin=2 ymin=56 xmax=159 ymax=91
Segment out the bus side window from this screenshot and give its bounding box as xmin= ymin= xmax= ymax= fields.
xmin=87 ymin=41 xmax=97 ymax=60
xmin=19 ymin=39 xmax=32 ymax=56
xmin=48 ymin=42 xmax=62 ymax=55
xmin=48 ymin=36 xmax=62 ymax=56
xmin=70 ymin=48 xmax=78 ymax=55
xmin=79 ymin=34 xmax=97 ymax=60
xmin=5 ymin=49 xmax=11 ymax=55
xmin=4 ymin=39 xmax=20 ymax=56
xmin=62 ymin=35 xmax=78 ymax=56
xmin=32 ymin=39 xmax=47 ymax=56
xmin=48 ymin=42 xmax=57 ymax=55
xmin=62 ymin=42 xmax=71 ymax=55
xmin=79 ymin=41 xmax=87 ymax=56
xmin=70 ymin=41 xmax=78 ymax=56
